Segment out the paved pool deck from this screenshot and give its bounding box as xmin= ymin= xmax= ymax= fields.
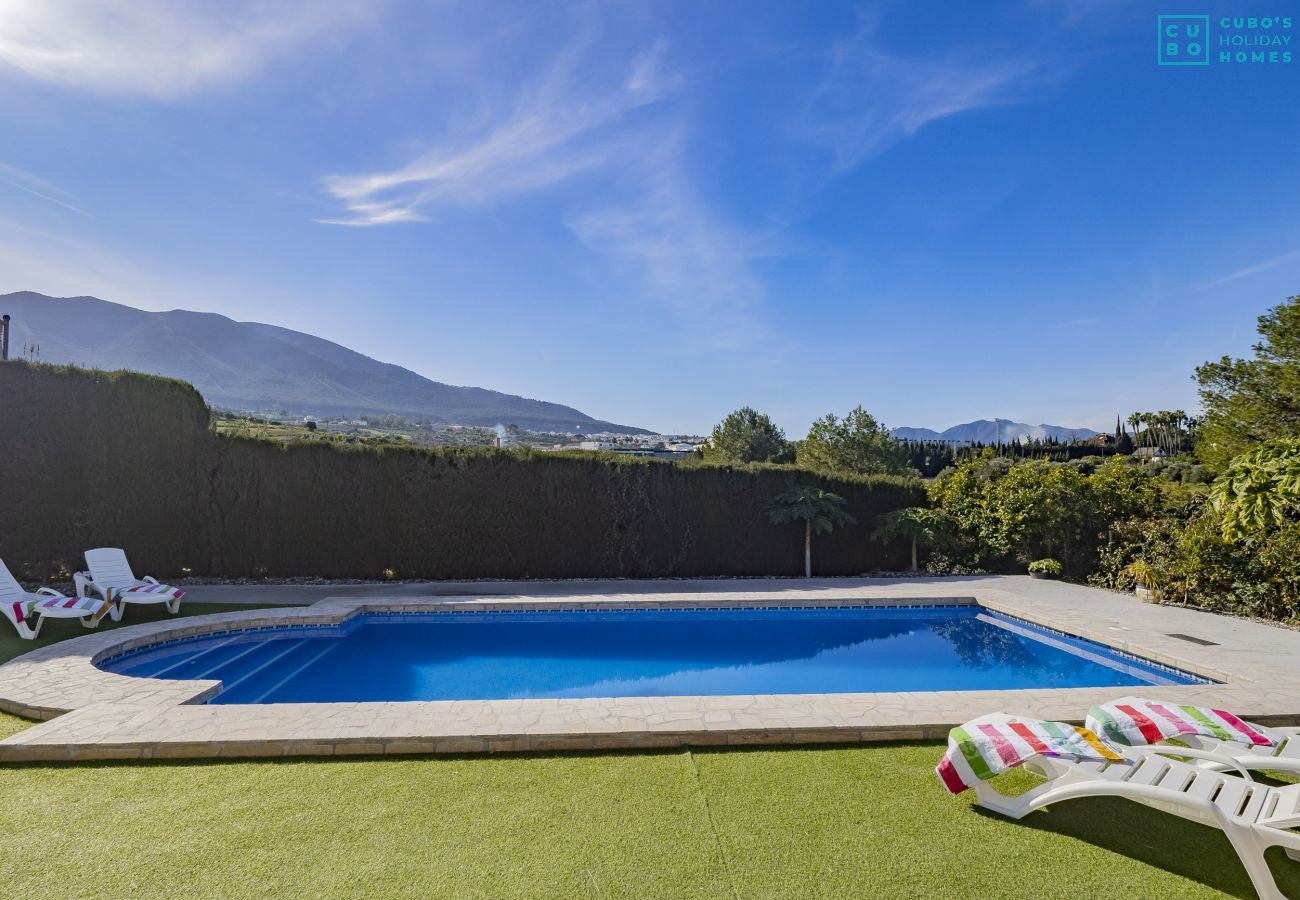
xmin=3 ymin=575 xmax=1300 ymax=762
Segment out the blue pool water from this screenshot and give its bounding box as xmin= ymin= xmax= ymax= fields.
xmin=97 ymin=607 xmax=1204 ymax=703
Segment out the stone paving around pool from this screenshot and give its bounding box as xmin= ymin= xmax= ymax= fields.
xmin=2 ymin=575 xmax=1300 ymax=762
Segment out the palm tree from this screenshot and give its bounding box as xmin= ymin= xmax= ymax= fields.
xmin=871 ymin=507 xmax=946 ymax=572
xmin=766 ymin=485 xmax=856 ymax=578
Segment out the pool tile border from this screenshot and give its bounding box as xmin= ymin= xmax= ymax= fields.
xmin=3 ymin=576 xmax=1300 ymax=762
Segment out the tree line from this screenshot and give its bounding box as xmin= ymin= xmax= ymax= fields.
xmin=703 ymin=405 xmax=1206 ymax=479
xmin=702 ymin=405 xmax=914 ymax=476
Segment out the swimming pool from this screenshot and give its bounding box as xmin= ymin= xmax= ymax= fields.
xmin=97 ymin=606 xmax=1205 ymax=703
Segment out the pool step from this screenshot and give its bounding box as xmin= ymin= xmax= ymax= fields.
xmin=211 ymin=638 xmax=338 ymax=703
xmin=112 ymin=636 xmax=254 ymax=680
xmin=243 ymin=642 xmax=340 ymax=704
xmin=148 ymin=636 xmax=239 ymax=679
xmin=191 ymin=641 xmax=279 ymax=681
xmin=213 ymin=639 xmax=310 ymax=694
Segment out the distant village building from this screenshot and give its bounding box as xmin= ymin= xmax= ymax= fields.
xmin=1133 ymin=446 xmax=1168 ymax=459
xmin=610 ymin=447 xmax=695 ymax=459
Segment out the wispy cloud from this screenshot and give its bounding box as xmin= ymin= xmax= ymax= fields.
xmin=0 ymin=161 xmax=91 ymax=216
xmin=1199 ymin=248 xmax=1300 ymax=288
xmin=1025 ymin=0 xmax=1142 ymax=28
xmin=317 ymin=39 xmax=674 ymax=226
xmin=1045 ymin=316 xmax=1102 ymax=330
xmin=318 ymin=29 xmax=776 ymax=350
xmin=0 ymin=216 xmax=181 ymax=310
xmin=800 ymin=14 xmax=1055 ymax=170
xmin=0 ymin=0 xmax=373 ymax=98
xmin=568 ymin=148 xmax=776 ymax=349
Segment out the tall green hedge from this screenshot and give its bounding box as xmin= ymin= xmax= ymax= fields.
xmin=0 ymin=362 xmax=924 ymax=580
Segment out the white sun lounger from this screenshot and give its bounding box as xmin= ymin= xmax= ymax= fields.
xmin=1 ymin=558 xmax=109 ymax=640
xmin=974 ymin=742 xmax=1300 ymax=900
xmin=75 ymin=548 xmax=185 ymax=621
xmin=1087 ymin=696 xmax=1300 ymax=779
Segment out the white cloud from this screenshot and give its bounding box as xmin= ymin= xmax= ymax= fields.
xmin=1200 ymin=248 xmax=1300 ymax=288
xmin=0 ymin=0 xmax=373 ymax=98
xmin=0 ymin=160 xmax=90 ymax=216
xmin=0 ymin=215 xmax=318 ymax=331
xmin=318 ymin=39 xmax=672 ymax=226
xmin=801 ymin=15 xmax=1053 ymax=170
xmin=569 ymin=155 xmax=774 ymax=350
xmin=0 ymin=216 xmax=183 ymax=309
xmin=318 ymin=29 xmax=776 ymax=349
xmin=1045 ymin=316 xmax=1102 ymax=330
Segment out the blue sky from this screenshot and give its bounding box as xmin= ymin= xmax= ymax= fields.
xmin=1 ymin=1 xmax=1297 ymax=435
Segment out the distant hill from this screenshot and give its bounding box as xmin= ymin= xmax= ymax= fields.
xmin=0 ymin=291 xmax=648 ymax=433
xmin=892 ymin=419 xmax=1099 ymax=444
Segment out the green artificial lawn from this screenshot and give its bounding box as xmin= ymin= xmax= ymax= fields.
xmin=2 ymin=607 xmax=1299 ymax=897
xmin=0 ymin=738 xmax=1296 ymax=898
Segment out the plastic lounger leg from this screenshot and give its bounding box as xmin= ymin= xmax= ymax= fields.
xmin=1273 ymin=828 xmax=1300 ymax=865
xmin=1226 ymin=827 xmax=1287 ymax=900
xmin=10 ymin=616 xmax=40 ymax=640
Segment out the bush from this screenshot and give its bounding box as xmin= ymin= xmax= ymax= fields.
xmin=927 ymin=453 xmax=1162 ymax=578
xmin=0 ymin=362 xmax=925 ymax=580
xmin=1091 ymin=491 xmax=1300 ymax=621
xmin=1145 ymin=457 xmax=1212 ymax=484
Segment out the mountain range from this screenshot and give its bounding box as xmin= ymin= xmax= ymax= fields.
xmin=892 ymin=420 xmax=1099 ymax=444
xmin=0 ymin=292 xmax=648 ymax=433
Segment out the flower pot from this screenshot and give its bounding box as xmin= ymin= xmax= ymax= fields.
xmin=1031 ymin=571 xmax=1047 ymax=579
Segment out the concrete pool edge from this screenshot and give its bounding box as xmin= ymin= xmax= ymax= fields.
xmin=3 ymin=575 xmax=1300 ymax=762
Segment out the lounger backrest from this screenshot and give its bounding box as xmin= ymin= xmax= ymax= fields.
xmin=85 ymin=548 xmax=136 ymax=587
xmin=0 ymin=559 xmax=25 ymax=605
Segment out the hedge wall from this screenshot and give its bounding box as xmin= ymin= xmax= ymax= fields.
xmin=0 ymin=362 xmax=925 ymax=580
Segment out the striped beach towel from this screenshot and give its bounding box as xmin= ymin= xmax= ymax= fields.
xmin=11 ymin=595 xmax=109 ymax=624
xmin=1086 ymin=697 xmax=1275 ymax=749
xmin=108 ymin=583 xmax=186 ymax=603
xmin=937 ymin=713 xmax=1123 ymax=795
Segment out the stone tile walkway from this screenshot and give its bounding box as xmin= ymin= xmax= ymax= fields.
xmin=3 ymin=576 xmax=1299 ymax=762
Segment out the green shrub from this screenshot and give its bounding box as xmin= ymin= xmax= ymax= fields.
xmin=0 ymin=362 xmax=924 ymax=580
xmin=927 ymin=453 xmax=1161 ymax=578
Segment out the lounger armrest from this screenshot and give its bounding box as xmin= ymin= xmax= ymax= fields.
xmin=143 ymin=576 xmax=160 ymax=585
xmin=74 ymin=572 xmax=106 ymax=601
xmin=1130 ymin=745 xmax=1256 ymax=781
xmin=35 ymin=587 xmax=68 ymax=599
